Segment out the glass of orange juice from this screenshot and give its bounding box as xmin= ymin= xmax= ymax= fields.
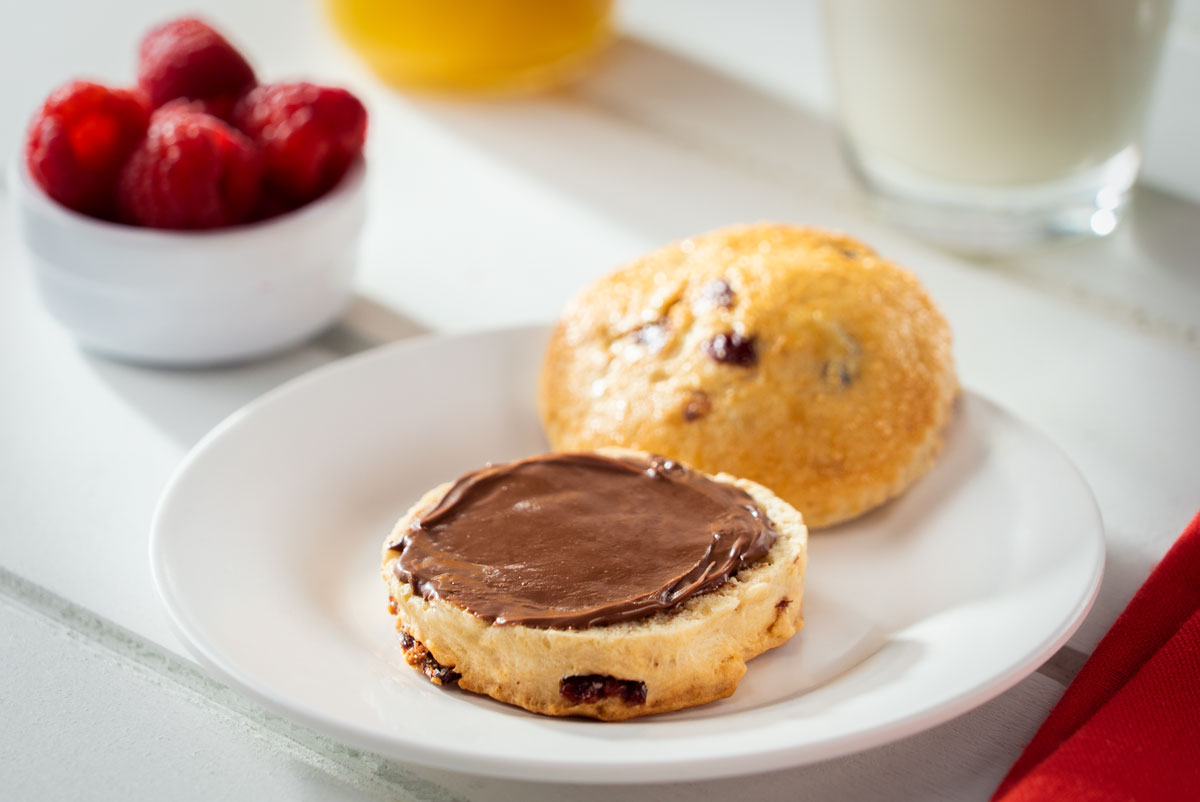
xmin=324 ymin=0 xmax=615 ymax=94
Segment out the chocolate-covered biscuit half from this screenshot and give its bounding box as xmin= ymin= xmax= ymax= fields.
xmin=381 ymin=447 xmax=807 ymax=720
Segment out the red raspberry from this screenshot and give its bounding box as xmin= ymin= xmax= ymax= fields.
xmin=137 ymin=17 xmax=256 ymax=117
xmin=117 ymin=102 xmax=261 ymax=229
xmin=233 ymin=82 xmax=367 ymax=204
xmin=25 ymin=81 xmax=150 ymax=218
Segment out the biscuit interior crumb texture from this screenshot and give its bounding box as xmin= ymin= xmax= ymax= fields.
xmin=538 ymin=223 xmax=958 ymax=528
xmin=382 ymin=447 xmax=808 ymax=721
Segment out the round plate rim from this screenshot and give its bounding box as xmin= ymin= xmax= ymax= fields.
xmin=149 ymin=324 xmax=1105 ymax=783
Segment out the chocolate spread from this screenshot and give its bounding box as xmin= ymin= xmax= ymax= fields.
xmin=387 ymin=453 xmax=776 ymax=629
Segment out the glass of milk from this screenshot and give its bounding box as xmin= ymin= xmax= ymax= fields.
xmin=822 ymin=0 xmax=1173 ymax=252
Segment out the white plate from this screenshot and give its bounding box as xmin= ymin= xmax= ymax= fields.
xmin=151 ymin=325 xmax=1104 ymax=783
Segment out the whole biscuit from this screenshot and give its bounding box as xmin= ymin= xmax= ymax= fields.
xmin=381 ymin=447 xmax=807 ymax=720
xmin=538 ymin=223 xmax=958 ymax=528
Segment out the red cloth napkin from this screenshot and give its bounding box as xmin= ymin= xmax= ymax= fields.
xmin=993 ymin=509 xmax=1200 ymax=802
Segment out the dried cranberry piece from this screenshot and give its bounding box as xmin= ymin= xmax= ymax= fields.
xmin=399 ymin=632 xmax=460 ymax=686
xmin=682 ymin=390 xmax=712 ymax=421
xmin=703 ymin=331 xmax=757 ymax=367
xmin=560 ymin=674 xmax=647 ymax=705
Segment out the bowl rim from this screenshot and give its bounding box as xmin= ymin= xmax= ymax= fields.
xmin=11 ymin=153 xmax=366 ymax=245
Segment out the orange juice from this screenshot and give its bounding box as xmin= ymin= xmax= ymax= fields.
xmin=324 ymin=0 xmax=614 ymax=93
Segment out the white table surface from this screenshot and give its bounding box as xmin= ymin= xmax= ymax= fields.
xmin=3 ymin=2 xmax=1199 ymax=800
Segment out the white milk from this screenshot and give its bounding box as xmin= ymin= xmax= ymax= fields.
xmin=824 ymin=0 xmax=1173 ymax=187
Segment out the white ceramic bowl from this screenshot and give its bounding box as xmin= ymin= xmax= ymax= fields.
xmin=11 ymin=157 xmax=366 ymax=366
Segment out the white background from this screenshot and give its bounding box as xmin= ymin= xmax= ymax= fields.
xmin=2 ymin=2 xmax=1199 ymax=800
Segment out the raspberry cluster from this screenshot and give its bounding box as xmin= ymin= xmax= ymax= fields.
xmin=24 ymin=18 xmax=367 ymax=230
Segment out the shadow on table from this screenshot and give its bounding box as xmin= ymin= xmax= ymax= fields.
xmin=404 ymin=34 xmax=852 ymax=241
xmin=1127 ymin=186 xmax=1200 ymax=287
xmin=82 ymin=295 xmax=428 ymax=449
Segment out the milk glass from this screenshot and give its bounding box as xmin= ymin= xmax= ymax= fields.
xmin=822 ymin=0 xmax=1173 ymax=252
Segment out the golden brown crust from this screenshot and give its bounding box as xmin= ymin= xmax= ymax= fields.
xmin=538 ymin=223 xmax=958 ymax=528
xmin=381 ymin=447 xmax=807 ymax=720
